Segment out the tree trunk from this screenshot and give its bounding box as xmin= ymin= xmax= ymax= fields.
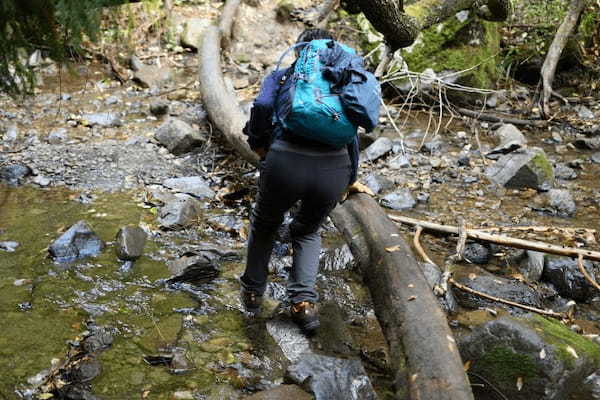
xmin=331 ymin=195 xmax=474 ymax=400
xmin=540 ymin=0 xmax=587 ymax=118
xmin=348 ymin=0 xmax=509 ymax=50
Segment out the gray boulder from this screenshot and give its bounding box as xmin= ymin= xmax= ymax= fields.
xmin=167 ymin=254 xmax=219 ymax=285
xmin=115 ymin=226 xmax=147 ymax=261
xmin=363 ymin=137 xmax=392 ymax=162
xmin=542 ymin=256 xmax=599 ymax=302
xmin=363 ymin=173 xmax=394 ymax=195
xmin=155 ymin=118 xmax=203 ymax=155
xmin=149 ymin=100 xmax=169 ymax=117
xmin=459 ymin=315 xmax=600 ymax=400
xmin=486 ymin=123 xmax=527 ymax=158
xmin=286 ymin=354 xmax=377 ymax=400
xmin=180 ymin=18 xmax=212 ymax=50
xmin=463 ymin=242 xmax=492 ymax=264
xmin=131 ymin=56 xmax=173 ymax=88
xmin=389 ymin=154 xmax=411 ymax=169
xmin=532 ymin=189 xmax=576 ymax=217
xmin=0 ymin=164 xmax=31 ymax=185
xmin=554 ymin=163 xmax=578 ymax=180
xmin=82 ymin=112 xmax=122 ymax=128
xmin=380 ymin=189 xmax=416 ymax=210
xmin=162 ymin=176 xmax=214 ymax=199
xmin=49 ymin=221 xmax=104 ymax=263
xmin=158 ymin=194 xmax=202 ymax=230
xmin=485 ymin=148 xmax=554 ymax=191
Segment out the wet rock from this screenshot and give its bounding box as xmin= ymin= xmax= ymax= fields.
xmin=452 ymin=265 xmax=544 ymax=312
xmin=49 ymin=220 xmax=104 ymax=263
xmin=591 ymin=153 xmax=600 ymax=164
xmin=150 ymin=100 xmax=169 ymax=117
xmin=380 ymin=189 xmax=416 ymax=210
xmin=158 ymin=195 xmax=202 ymax=230
xmin=266 ymin=317 xmax=311 ymax=363
xmin=485 ymin=148 xmax=554 ymax=191
xmin=0 ymin=241 xmax=19 ymax=252
xmin=286 ymin=354 xmax=377 ymax=400
xmin=32 ymin=175 xmax=51 ymax=187
xmin=82 ymin=112 xmax=123 ymax=128
xmin=463 ymin=242 xmax=491 ymax=264
xmin=457 ymin=152 xmax=470 ymax=167
xmin=542 ymin=256 xmax=599 ymax=302
xmin=554 ymin=163 xmax=578 ymax=180
xmin=320 ymin=243 xmax=354 ymax=271
xmin=167 ymin=254 xmax=219 ymax=285
xmin=245 ymin=385 xmax=312 ymax=400
xmin=389 ymin=154 xmax=410 ymax=169
xmin=363 ymin=137 xmax=392 ymax=162
xmin=180 ymin=18 xmax=212 ymax=50
xmin=532 ymin=189 xmax=576 ymax=217
xmin=575 ymin=105 xmax=596 ymax=120
xmin=115 ymin=226 xmax=147 ymax=261
xmin=0 ymin=163 xmax=31 ymax=185
xmin=421 ymin=138 xmax=445 ymax=154
xmin=62 ymin=385 xmax=101 ymax=400
xmin=573 ymin=137 xmax=600 ymax=150
xmin=520 ymin=251 xmax=545 ymax=282
xmin=81 ymin=330 xmax=113 ymax=354
xmin=486 ymin=123 xmax=527 ymax=159
xmin=162 ymin=176 xmax=214 ymax=199
xmin=47 ymin=128 xmax=68 ymax=144
xmin=71 ymin=358 xmax=102 ymax=383
xmin=155 ymin=118 xmax=203 ymax=155
xmin=459 ymin=315 xmax=600 ymax=400
xmin=363 ymin=173 xmax=394 ymax=195
xmin=131 ymin=56 xmax=173 ymax=88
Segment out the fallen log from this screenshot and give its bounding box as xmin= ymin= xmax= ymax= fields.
xmin=389 ymin=214 xmax=600 ymax=262
xmin=331 ymin=195 xmax=473 ymax=399
xmin=197 ymin=3 xmax=473 ymax=399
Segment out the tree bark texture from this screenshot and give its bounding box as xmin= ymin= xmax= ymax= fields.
xmin=348 ymin=0 xmax=509 ymax=50
xmin=198 ymin=24 xmax=259 ymax=165
xmin=331 ymin=195 xmax=474 ymax=400
xmin=540 ymin=0 xmax=587 ymax=118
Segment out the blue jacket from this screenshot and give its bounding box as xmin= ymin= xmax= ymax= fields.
xmin=243 ymin=68 xmax=360 ymax=185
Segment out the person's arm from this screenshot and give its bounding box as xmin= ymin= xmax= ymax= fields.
xmin=243 ymin=70 xmax=286 ymax=155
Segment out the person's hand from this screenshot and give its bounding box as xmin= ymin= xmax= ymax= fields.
xmin=341 ymin=181 xmax=374 ymax=201
xmin=254 ymin=147 xmax=267 ymax=158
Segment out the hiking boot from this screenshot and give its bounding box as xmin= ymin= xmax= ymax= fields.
xmin=240 ymin=288 xmax=262 ymax=314
xmin=290 ymin=301 xmax=319 ymax=332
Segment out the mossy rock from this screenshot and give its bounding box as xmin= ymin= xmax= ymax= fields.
xmin=459 ymin=315 xmax=600 ymax=399
xmin=400 ymin=11 xmax=501 ymax=90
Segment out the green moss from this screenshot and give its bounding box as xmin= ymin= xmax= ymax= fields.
xmin=528 ymin=315 xmax=600 ymax=369
xmin=400 ymin=15 xmax=501 ymax=89
xmin=529 ymin=151 xmax=555 ymax=185
xmin=476 ymin=345 xmax=540 ymax=385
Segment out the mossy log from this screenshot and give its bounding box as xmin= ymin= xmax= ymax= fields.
xmin=348 ymin=0 xmax=509 ymax=50
xmin=197 ymin=2 xmax=473 ymax=399
xmin=331 ymin=195 xmax=473 ymax=399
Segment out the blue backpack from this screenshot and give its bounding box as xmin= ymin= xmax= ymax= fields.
xmin=274 ymin=39 xmax=381 ymax=148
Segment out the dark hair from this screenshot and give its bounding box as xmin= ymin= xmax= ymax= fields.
xmin=294 ymin=29 xmax=335 ymax=56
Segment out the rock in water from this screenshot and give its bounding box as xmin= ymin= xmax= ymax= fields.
xmin=363 ymin=173 xmax=394 ymax=195
xmin=459 ymin=316 xmax=600 ymax=400
xmin=167 ymin=254 xmax=219 ymax=285
xmin=149 ymin=100 xmax=169 ymax=117
xmin=463 ymin=242 xmax=491 ymax=264
xmin=158 ymin=195 xmax=202 ymax=230
xmin=542 ymin=256 xmax=598 ymax=302
xmin=115 ymin=226 xmax=147 ymax=261
xmin=131 ymin=56 xmax=173 ymax=89
xmin=545 ymin=189 xmax=577 ymax=217
xmin=380 ymin=189 xmax=416 ymax=210
xmin=486 ymin=123 xmax=527 ymax=158
xmin=363 ymin=137 xmax=392 ymax=162
xmin=0 ymin=163 xmax=31 ymax=185
xmin=82 ymin=112 xmax=123 ymax=128
xmin=485 ymin=148 xmax=554 ymax=191
xmin=286 ymin=354 xmax=377 ymax=400
xmin=49 ymin=221 xmax=104 ymax=263
xmin=0 ymin=241 xmax=19 ymax=252
xmin=155 ymin=118 xmax=203 ymax=155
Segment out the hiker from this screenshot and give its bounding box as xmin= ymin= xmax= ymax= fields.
xmin=240 ymin=28 xmax=380 ymax=332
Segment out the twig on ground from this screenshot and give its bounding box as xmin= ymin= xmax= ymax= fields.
xmin=577 ymin=254 xmax=600 ymax=292
xmin=456 ymin=106 xmax=548 ymax=127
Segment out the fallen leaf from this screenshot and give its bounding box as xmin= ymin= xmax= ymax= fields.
xmin=539 ymin=348 xmax=546 ymax=359
xmin=468 ymin=273 xmax=477 ymax=280
xmin=464 ymin=360 xmax=471 ymax=371
xmin=385 ymin=245 xmax=401 ymax=252
xmin=408 ymin=295 xmax=417 ymax=301
xmin=516 ymin=377 xmax=523 ymax=391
